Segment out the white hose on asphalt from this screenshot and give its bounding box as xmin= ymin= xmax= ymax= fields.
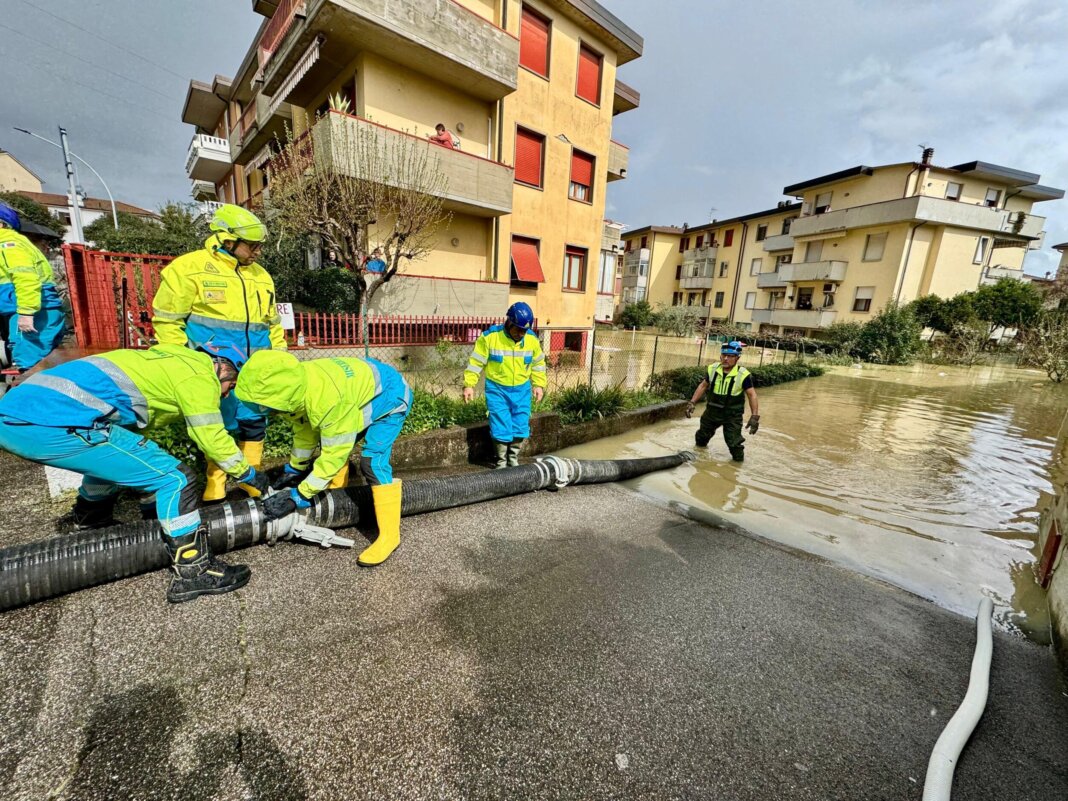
xmin=922 ymin=597 xmax=994 ymax=801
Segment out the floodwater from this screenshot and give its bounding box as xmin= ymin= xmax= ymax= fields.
xmin=559 ymin=363 xmax=1068 ymax=641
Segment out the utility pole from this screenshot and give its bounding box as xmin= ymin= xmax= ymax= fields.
xmin=58 ymin=126 xmax=85 ymax=244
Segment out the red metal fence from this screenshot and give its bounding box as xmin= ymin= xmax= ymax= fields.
xmin=288 ymin=313 xmax=508 ymax=347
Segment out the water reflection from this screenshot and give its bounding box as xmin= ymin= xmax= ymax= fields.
xmin=559 ymin=363 xmax=1068 ymax=641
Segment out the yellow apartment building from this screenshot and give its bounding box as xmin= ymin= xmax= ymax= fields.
xmin=625 ymin=152 xmax=1063 ymax=336
xmin=0 ymin=150 xmax=43 ymax=194
xmin=181 ymin=0 xmax=642 ymax=356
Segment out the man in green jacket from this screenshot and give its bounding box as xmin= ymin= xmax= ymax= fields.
xmin=687 ymin=340 xmax=760 ymax=462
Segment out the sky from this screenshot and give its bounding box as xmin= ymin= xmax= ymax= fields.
xmin=1 ymin=0 xmax=1065 ymax=275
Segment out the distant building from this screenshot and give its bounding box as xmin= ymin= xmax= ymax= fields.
xmin=16 ymin=191 xmax=157 ymax=245
xmin=0 ymin=150 xmax=43 ymax=193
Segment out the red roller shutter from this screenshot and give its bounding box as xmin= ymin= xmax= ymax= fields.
xmin=514 ymin=128 xmax=544 ymax=187
xmin=511 ymin=236 xmax=546 ymax=283
xmin=570 ymin=149 xmax=593 ymax=187
xmin=576 ymin=45 xmax=602 ymax=105
xmin=520 ymin=6 xmax=550 ymax=77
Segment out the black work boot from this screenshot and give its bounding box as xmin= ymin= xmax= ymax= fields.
xmin=72 ymin=495 xmax=119 ymax=530
xmin=165 ymin=527 xmax=251 ymax=603
xmin=730 ymin=450 xmax=745 ymax=463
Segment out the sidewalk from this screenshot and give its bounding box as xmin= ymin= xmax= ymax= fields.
xmin=0 ymin=470 xmax=1065 ymax=800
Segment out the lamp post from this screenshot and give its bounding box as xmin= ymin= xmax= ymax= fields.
xmin=13 ymin=126 xmax=119 ymax=237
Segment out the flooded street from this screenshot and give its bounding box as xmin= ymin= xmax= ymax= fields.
xmin=560 ymin=363 xmax=1068 ymax=640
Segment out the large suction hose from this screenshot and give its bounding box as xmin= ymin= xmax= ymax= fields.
xmin=0 ymin=452 xmax=694 ymax=611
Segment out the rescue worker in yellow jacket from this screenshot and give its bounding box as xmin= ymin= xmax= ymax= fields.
xmin=0 ymin=202 xmax=66 ymax=372
xmin=0 ymin=343 xmax=269 ymax=602
xmin=462 ymin=302 xmax=546 ymax=468
xmin=151 ymin=204 xmax=285 ymax=502
xmin=235 ymin=351 xmax=411 ymax=566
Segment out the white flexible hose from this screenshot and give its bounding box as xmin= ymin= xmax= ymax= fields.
xmin=922 ymin=597 xmax=994 ymax=801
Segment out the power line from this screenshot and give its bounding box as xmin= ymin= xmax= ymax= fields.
xmin=15 ymin=0 xmax=189 ymax=81
xmin=0 ymin=20 xmax=176 ymax=103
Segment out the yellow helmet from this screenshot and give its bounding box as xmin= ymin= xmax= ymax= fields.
xmin=209 ymin=204 xmax=267 ymax=243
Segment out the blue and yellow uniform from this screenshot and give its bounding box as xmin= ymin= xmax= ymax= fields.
xmin=464 ymin=321 xmax=546 ymax=447
xmin=0 ymin=226 xmax=65 ymax=370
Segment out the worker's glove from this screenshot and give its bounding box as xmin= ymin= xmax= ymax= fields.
xmin=685 ymin=401 xmax=696 ymax=418
xmin=745 ymin=415 xmax=760 ymax=435
xmin=261 ymin=487 xmax=312 ymax=522
xmin=16 ymin=315 xmax=35 ymax=333
xmin=272 ymin=463 xmax=310 ymax=491
xmin=236 ymin=466 xmax=269 ymax=497
xmin=462 ymin=387 xmax=475 ymax=403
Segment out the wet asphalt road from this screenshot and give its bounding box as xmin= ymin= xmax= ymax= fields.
xmin=0 ymin=457 xmax=1066 ymax=800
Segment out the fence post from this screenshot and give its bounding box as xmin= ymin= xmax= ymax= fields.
xmin=698 ymin=336 xmax=705 ymax=366
xmin=651 ymin=335 xmax=659 ymax=377
xmin=588 ymin=324 xmax=597 ymax=387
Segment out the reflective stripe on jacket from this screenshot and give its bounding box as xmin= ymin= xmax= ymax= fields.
xmin=151 ymin=235 xmax=286 ymax=359
xmin=706 ymin=363 xmax=750 ymax=408
xmin=463 ymin=325 xmax=546 ymax=389
xmin=0 ymin=228 xmax=61 ymax=315
xmin=0 ymin=344 xmax=248 ymax=477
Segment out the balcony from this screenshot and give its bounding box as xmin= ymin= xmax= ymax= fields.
xmin=750 ymin=308 xmax=838 ymax=329
xmin=623 ymin=248 xmax=649 ymax=270
xmin=789 ymin=194 xmax=1046 ymax=243
xmin=312 ymin=112 xmax=513 ymax=217
xmin=601 ymin=221 xmax=622 ymax=254
xmin=983 ymin=265 xmax=1027 ymax=282
xmin=198 ymin=200 xmax=225 ymax=217
xmin=761 ymin=233 xmax=794 ymax=252
xmin=613 ymin=80 xmax=640 ymax=116
xmin=779 ymin=260 xmax=847 ymax=283
xmin=608 ymin=141 xmax=629 ymax=182
xmin=679 ymin=273 xmax=713 ymax=290
xmin=756 ymin=271 xmax=787 ymax=289
xmin=258 ymin=0 xmax=519 ymax=103
xmin=190 ymin=179 xmax=217 ymax=201
xmin=230 ymin=93 xmax=294 ymax=166
xmin=185 ymin=134 xmax=231 ymax=182
xmin=367 ymin=273 xmax=508 ymax=316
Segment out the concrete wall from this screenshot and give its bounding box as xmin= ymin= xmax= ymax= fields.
xmin=0 ymin=155 xmax=42 ymax=193
xmin=369 ymin=272 xmax=509 ymax=316
xmin=795 ymin=164 xmax=912 ymax=214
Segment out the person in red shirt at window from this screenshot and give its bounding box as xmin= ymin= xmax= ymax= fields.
xmin=427 ymin=123 xmax=457 ymax=149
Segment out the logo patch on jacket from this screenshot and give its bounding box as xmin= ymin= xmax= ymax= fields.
xmin=202 ymin=280 xmax=228 ymax=288
xmin=0 ymin=242 xmax=16 ymax=248
xmin=204 ymin=290 xmax=227 ymax=304
xmin=203 ymin=263 xmax=220 ymax=274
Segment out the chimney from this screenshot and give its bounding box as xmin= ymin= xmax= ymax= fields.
xmin=921 ymin=147 xmax=934 ymax=166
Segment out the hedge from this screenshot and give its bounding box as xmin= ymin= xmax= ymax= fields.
xmin=645 ymin=362 xmax=825 ymax=400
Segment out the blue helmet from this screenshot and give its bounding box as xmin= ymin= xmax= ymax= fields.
xmin=721 ymin=340 xmax=743 ymax=356
xmin=505 ymin=302 xmax=534 ymax=330
xmin=198 ymin=339 xmax=250 ymax=370
xmin=0 ymin=202 xmax=21 ymax=232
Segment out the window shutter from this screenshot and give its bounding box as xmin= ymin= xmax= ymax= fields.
xmin=576 ymin=45 xmax=602 ymax=104
xmin=696 ymin=234 xmax=704 ymax=248
xmin=724 ymin=229 xmax=734 ymax=247
xmin=570 ymin=150 xmax=593 ymax=188
xmin=520 ymin=7 xmax=550 ymax=76
xmin=855 ymin=286 xmax=874 ymax=300
xmin=515 ymin=128 xmax=543 ymax=187
xmin=511 ymin=236 xmax=546 ymax=283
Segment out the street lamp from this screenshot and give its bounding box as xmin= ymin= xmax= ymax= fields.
xmin=13 ymin=126 xmax=119 ymax=233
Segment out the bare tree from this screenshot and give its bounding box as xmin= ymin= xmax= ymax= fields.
xmin=267 ymin=109 xmax=451 ymax=347
xmin=1021 ymin=311 xmax=1068 ymax=382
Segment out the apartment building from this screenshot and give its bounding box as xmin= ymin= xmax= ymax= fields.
xmin=624 ymin=152 xmax=1063 ymax=336
xmin=181 ymin=0 xmax=642 ymax=354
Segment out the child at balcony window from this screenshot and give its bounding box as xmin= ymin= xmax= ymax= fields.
xmin=427 ymin=123 xmax=458 ymax=149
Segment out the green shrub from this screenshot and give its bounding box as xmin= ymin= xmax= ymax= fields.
xmin=819 ymin=321 xmax=864 ymax=355
xmin=554 ymin=384 xmax=626 ymax=424
xmin=855 ymin=301 xmax=922 ymax=364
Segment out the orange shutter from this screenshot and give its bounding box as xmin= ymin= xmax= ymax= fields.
xmin=515 ymin=128 xmax=543 ymax=187
xmin=570 ymin=150 xmax=594 ymax=187
xmin=511 ymin=236 xmax=546 ymax=283
xmin=520 ymin=7 xmax=550 ymax=77
xmin=576 ymin=45 xmax=602 ymax=104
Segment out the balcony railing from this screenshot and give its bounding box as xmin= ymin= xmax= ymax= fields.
xmin=608 ymin=141 xmax=629 ymax=182
xmin=756 ymin=271 xmax=787 ymax=289
xmin=190 ymin=179 xmax=217 ymax=201
xmin=984 ymin=265 xmax=1027 ymax=282
xmin=313 ymin=111 xmax=513 ymax=216
xmin=679 ymin=273 xmax=713 ymax=290
xmin=682 ymin=244 xmax=718 ymax=266
xmin=258 ymin=0 xmax=306 ymax=68
xmin=761 ymin=233 xmax=794 ymax=252
xmin=624 ymin=248 xmax=650 ymax=270
xmin=185 ymin=134 xmax=231 ymax=182
xmin=778 ymin=260 xmax=847 ymax=283
xmin=750 ymin=308 xmax=838 ymax=329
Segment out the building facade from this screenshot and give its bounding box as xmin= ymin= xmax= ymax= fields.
xmin=0 ymin=151 xmax=43 ymax=194
xmin=16 ymin=191 xmax=157 ymax=245
xmin=624 ymin=153 xmax=1063 ymax=336
xmin=180 ymin=0 xmax=642 ymax=355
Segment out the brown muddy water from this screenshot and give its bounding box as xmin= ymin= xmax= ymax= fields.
xmin=559 ymin=363 xmax=1068 ymax=641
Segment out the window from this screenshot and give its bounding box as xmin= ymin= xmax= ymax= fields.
xmin=514 ymin=127 xmax=544 ymax=188
xmin=679 ymin=236 xmax=690 ymax=254
xmin=750 ymin=257 xmax=762 ymax=276
xmin=510 ymin=235 xmax=546 ymax=285
xmin=563 ymin=246 xmax=587 ymax=291
xmin=723 ymin=229 xmax=734 ymax=247
xmin=701 ymin=290 xmax=709 ymax=305
xmin=696 ymin=234 xmax=704 ymax=248
xmin=782 ymin=216 xmax=795 ymax=234
xmin=804 ymin=240 xmax=823 ymax=262
xmin=945 ymin=182 xmax=963 ymax=201
xmin=624 ymin=239 xmax=632 ymax=252
xmin=640 ymin=235 xmax=648 ymax=249
xmin=775 ymin=253 xmax=792 ymax=270
xmin=672 ymin=291 xmax=682 ymax=305
xmin=863 ymin=232 xmax=887 ymax=262
xmin=569 ymin=149 xmax=595 ymax=202
xmin=744 ymin=291 xmax=757 ymax=310
xmin=796 ymin=287 xmax=813 ymax=310
xmin=714 ymin=291 xmax=725 ymax=308
xmin=973 ymin=236 xmax=990 ymax=265
xmin=519 ymin=5 xmax=551 ymax=77
xmin=719 ymin=261 xmax=728 ymax=277
xmin=688 ymin=292 xmax=698 ymax=306
xmin=853 ymin=286 xmax=874 ymax=313
xmin=756 ymin=224 xmax=768 ymax=241
xmin=576 ymin=44 xmax=603 ymax=105
xmin=675 ymin=264 xmax=682 ymax=280
xmin=984 ymin=188 xmax=1001 ymax=208
xmin=815 ymin=191 xmax=832 ymax=214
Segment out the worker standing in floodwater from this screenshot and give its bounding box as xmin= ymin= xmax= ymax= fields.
xmin=687 ymin=340 xmax=760 ymax=462
xmin=462 ymin=302 xmax=546 ymax=468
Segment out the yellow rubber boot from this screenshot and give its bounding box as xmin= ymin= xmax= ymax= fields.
xmin=358 ymin=480 xmax=402 ymax=566
xmin=202 ymin=462 xmax=228 ymax=502
xmin=328 ymin=462 xmax=350 ymax=490
xmin=239 ymin=440 xmax=264 ymax=470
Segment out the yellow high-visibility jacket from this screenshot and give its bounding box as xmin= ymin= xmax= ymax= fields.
xmin=151 ymin=235 xmax=286 ymax=360
xmin=3 ymin=344 xmax=248 ymax=476
xmin=0 ymin=228 xmax=62 ymax=315
xmin=463 ymin=325 xmax=547 ymax=388
xmin=235 ymin=352 xmax=389 ymax=499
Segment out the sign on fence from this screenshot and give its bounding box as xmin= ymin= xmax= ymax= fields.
xmin=276 ymin=302 xmax=295 ymax=330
